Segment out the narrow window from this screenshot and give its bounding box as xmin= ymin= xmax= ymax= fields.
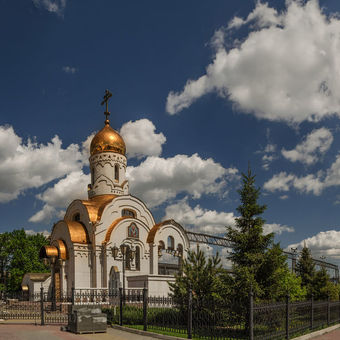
xmin=91 ymin=168 xmax=94 ymax=185
xmin=114 ymin=164 xmax=119 ymax=181
xmin=73 ymin=213 xmax=80 ymax=222
xmin=125 ymin=245 xmax=131 ymax=270
xmin=135 ymin=246 xmax=140 ymax=271
xmin=167 ymin=236 xmax=174 ymax=250
xmin=177 ymin=244 xmax=183 ymax=257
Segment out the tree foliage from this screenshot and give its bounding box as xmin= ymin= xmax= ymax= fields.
xmin=169 ymin=247 xmax=227 ymax=310
xmin=296 ymin=245 xmax=315 ymax=297
xmin=0 ymin=229 xmax=49 ymax=292
xmin=226 ymin=167 xmax=294 ymax=305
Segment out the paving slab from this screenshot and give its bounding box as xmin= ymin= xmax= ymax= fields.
xmin=0 ymin=324 xmax=154 ymax=340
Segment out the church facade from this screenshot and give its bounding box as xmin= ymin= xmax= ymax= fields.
xmin=39 ymin=95 xmax=189 ymax=297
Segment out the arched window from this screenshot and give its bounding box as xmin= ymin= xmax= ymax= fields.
xmin=122 ymin=209 xmax=136 ymax=218
xmin=125 ymin=245 xmax=131 ymax=270
xmin=114 ymin=164 xmax=119 ymax=181
xmin=158 ymin=241 xmax=165 ymax=257
xmin=167 ymin=236 xmax=174 ymax=250
xmin=91 ymin=168 xmax=94 ymax=185
xmin=73 ymin=213 xmax=80 ymax=222
xmin=135 ymin=246 xmax=140 ymax=271
xmin=177 ymin=244 xmax=183 ymax=257
xmin=128 ymin=223 xmax=139 ymax=239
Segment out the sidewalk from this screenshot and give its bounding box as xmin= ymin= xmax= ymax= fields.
xmin=0 ymin=324 xmax=153 ymax=340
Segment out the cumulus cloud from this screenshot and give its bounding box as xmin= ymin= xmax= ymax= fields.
xmin=264 ymin=149 xmax=340 ymax=195
xmin=258 ymin=143 xmax=277 ymax=170
xmin=29 ymin=171 xmax=89 ymax=223
xmin=32 ymin=0 xmax=66 ymax=15
xmin=166 ymin=0 xmax=340 ymax=124
xmin=263 ymin=223 xmax=295 ymax=235
xmin=25 ymin=229 xmax=50 ymax=237
xmin=288 ymin=230 xmax=340 ymax=264
xmin=127 ymin=154 xmax=236 ymax=208
xmin=164 ymin=198 xmax=236 ymax=235
xmin=120 ymin=119 xmax=166 ymax=159
xmin=282 ymin=128 xmax=333 ymax=165
xmin=62 ymin=66 xmax=77 ymax=74
xmin=0 ymin=125 xmax=84 ymax=203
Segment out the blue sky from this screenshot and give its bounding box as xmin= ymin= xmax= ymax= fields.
xmin=2 ymin=0 xmax=340 ymax=264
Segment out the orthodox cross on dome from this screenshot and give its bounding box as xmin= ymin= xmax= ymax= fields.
xmin=101 ymin=89 xmax=113 ymax=124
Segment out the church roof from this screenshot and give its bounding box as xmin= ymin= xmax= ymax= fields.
xmin=67 ymin=221 xmax=89 ymax=244
xmin=81 ymin=194 xmax=116 ymax=224
xmin=90 ymin=122 xmax=126 ymax=156
xmin=147 ymin=219 xmax=183 ymax=243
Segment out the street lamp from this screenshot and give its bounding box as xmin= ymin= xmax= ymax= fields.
xmin=291 ymin=247 xmax=298 ymax=273
xmin=42 ymin=255 xmax=57 ymax=311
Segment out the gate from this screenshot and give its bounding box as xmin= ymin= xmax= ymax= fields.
xmin=0 ymin=288 xmax=69 ymax=325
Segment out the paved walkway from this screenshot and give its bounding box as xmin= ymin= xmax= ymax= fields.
xmin=0 ymin=324 xmax=153 ymax=340
xmin=311 ymin=328 xmax=340 ymax=339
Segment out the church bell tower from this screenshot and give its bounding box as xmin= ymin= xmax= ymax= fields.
xmin=87 ymin=90 xmax=129 ymax=198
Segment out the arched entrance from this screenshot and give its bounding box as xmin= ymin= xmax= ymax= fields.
xmin=109 ymin=266 xmax=120 ymax=295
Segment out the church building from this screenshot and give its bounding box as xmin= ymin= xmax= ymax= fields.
xmin=39 ymin=91 xmax=190 ymax=297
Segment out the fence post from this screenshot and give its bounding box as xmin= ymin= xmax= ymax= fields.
xmin=286 ymin=294 xmax=290 ymax=340
xmin=40 ymin=286 xmax=45 ymax=326
xmin=119 ymin=287 xmax=123 ymax=326
xmin=249 ymin=286 xmax=254 ymax=340
xmin=327 ymin=294 xmax=330 ymax=326
xmin=143 ymin=283 xmax=148 ymax=332
xmin=310 ymin=294 xmax=314 ymax=330
xmin=71 ymin=286 xmax=75 ymax=305
xmin=187 ymin=287 xmax=192 ymax=339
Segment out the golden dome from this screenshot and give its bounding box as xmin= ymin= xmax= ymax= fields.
xmin=90 ymin=122 xmax=126 ymax=156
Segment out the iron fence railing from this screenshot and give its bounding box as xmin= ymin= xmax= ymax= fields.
xmin=1 ymin=287 xmax=340 ymax=339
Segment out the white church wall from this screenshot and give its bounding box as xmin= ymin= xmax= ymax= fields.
xmin=74 ymin=244 xmax=91 ymax=288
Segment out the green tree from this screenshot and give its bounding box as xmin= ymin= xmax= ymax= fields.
xmin=313 ymin=266 xmax=338 ymax=301
xmin=169 ymin=247 xmax=227 ymax=311
xmin=226 ymin=167 xmax=290 ymax=307
xmin=0 ymin=229 xmax=49 ymax=292
xmin=296 ymin=245 xmax=315 ymax=297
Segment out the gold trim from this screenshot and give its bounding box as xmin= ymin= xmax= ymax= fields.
xmin=22 ymin=285 xmax=29 ymax=291
xmin=52 ymin=239 xmax=67 ymax=260
xmin=39 ymin=245 xmax=58 ymax=258
xmin=102 ymin=216 xmax=131 ymax=245
xmin=80 ymin=194 xmax=116 ymax=224
xmin=67 ymin=221 xmax=89 ymax=244
xmin=147 ymin=219 xmax=184 ymax=244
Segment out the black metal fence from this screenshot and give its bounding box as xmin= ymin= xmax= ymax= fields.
xmin=102 ymin=287 xmax=340 ymax=339
xmin=1 ymin=287 xmax=340 ymax=339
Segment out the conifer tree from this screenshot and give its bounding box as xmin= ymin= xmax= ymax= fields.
xmin=296 ymin=244 xmax=315 ymax=297
xmin=226 ymin=167 xmax=291 ymax=303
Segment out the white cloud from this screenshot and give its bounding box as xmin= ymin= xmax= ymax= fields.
xmin=263 ymin=223 xmax=295 ymax=235
xmin=264 ymin=149 xmax=340 ymax=195
xmin=282 ymin=128 xmax=333 ymax=165
xmin=127 ymin=154 xmax=236 ymax=208
xmin=0 ymin=125 xmax=84 ymax=203
xmin=32 ymin=0 xmax=66 ymax=15
xmin=164 ymin=198 xmax=236 ymax=235
xmin=62 ymin=66 xmax=77 ymax=74
xmin=25 ymin=229 xmax=50 ymax=237
xmin=288 ymin=230 xmax=340 ymax=263
xmin=120 ymin=119 xmax=166 ymax=159
xmin=29 ymin=171 xmax=89 ymax=223
xmin=166 ymin=0 xmax=340 ymax=124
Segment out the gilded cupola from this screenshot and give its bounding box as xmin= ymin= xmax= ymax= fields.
xmin=90 ymin=122 xmax=126 ymax=156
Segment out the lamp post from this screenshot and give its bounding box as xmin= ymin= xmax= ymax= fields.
xmin=291 ymin=247 xmax=298 ymax=273
xmin=120 ymin=244 xmax=128 ymax=297
xmin=43 ymin=255 xmax=57 ymax=311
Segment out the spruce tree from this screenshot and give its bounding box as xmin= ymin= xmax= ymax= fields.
xmin=226 ymin=167 xmax=290 ymax=303
xmin=296 ymin=245 xmax=315 ymax=297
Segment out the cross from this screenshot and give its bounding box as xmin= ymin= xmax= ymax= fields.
xmin=101 ymin=89 xmax=113 ymax=123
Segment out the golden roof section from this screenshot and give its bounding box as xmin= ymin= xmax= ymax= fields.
xmin=22 ymin=273 xmax=51 ymax=282
xmin=51 ymin=239 xmax=67 ymax=260
xmin=147 ymin=219 xmax=183 ymax=243
xmin=81 ymin=194 xmax=116 ymax=224
xmin=39 ymin=245 xmax=58 ymax=258
xmin=67 ymin=221 xmax=89 ymax=244
xmin=90 ymin=122 xmax=126 ymax=156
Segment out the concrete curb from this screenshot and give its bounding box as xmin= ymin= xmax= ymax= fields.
xmin=111 ymin=325 xmax=186 ymax=340
xmin=293 ymin=324 xmax=340 ymax=340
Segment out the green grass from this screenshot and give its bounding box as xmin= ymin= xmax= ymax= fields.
xmin=127 ymin=324 xmax=189 ymax=338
